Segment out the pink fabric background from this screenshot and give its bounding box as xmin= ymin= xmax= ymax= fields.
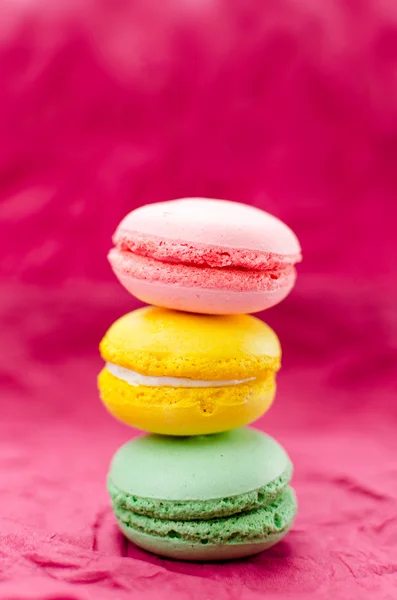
xmin=1 ymin=1 xmax=397 ymax=598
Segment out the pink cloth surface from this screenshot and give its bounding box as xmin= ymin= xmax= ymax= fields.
xmin=1 ymin=1 xmax=397 ymax=598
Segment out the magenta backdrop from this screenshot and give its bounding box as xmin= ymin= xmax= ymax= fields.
xmin=1 ymin=1 xmax=397 ymax=599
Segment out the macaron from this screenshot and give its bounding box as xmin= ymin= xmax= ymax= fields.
xmin=98 ymin=306 xmax=281 ymax=436
xmin=108 ymin=198 xmax=302 ymax=315
xmin=108 ymin=427 xmax=297 ymax=561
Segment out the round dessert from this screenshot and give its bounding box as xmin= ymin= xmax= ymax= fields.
xmin=108 ymin=427 xmax=297 ymax=561
xmin=108 ymin=198 xmax=302 ymax=314
xmin=98 ymin=306 xmax=281 ymax=436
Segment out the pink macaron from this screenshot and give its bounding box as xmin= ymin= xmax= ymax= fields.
xmin=108 ymin=198 xmax=302 ymax=314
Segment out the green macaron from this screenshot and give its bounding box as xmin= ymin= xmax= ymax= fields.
xmin=108 ymin=427 xmax=297 ymax=561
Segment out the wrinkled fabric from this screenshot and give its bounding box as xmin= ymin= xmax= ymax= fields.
xmin=1 ymin=1 xmax=397 ymax=598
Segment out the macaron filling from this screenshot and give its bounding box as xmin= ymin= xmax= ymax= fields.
xmin=106 ymin=363 xmax=255 ymax=388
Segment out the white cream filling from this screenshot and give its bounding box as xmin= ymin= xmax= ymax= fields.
xmin=106 ymin=363 xmax=255 ymax=388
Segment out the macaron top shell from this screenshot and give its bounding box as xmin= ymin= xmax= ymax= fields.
xmin=113 ymin=198 xmax=302 ymax=270
xmin=108 ymin=428 xmax=291 ymax=501
xmin=99 ymin=306 xmax=281 ymax=380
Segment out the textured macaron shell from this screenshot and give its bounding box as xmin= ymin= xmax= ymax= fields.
xmin=99 ymin=306 xmax=281 ymax=380
xmin=108 ymin=428 xmax=290 ymax=501
xmin=114 ymin=198 xmax=301 ymax=259
xmin=109 ymin=250 xmax=296 ymax=292
xmin=108 ymin=250 xmax=297 ymax=314
xmin=115 ymin=486 xmax=296 ymax=561
xmin=116 ymin=486 xmax=296 ymax=542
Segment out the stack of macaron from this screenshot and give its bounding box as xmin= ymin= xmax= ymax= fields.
xmin=98 ymin=198 xmax=302 ymax=561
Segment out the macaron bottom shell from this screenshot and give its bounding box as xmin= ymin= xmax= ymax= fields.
xmin=113 ymin=269 xmax=296 ymax=315
xmin=98 ymin=368 xmax=276 ymax=435
xmin=118 ymin=524 xmax=289 ymax=561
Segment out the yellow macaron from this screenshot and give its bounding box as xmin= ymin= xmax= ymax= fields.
xmin=98 ymin=306 xmax=281 ymax=436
